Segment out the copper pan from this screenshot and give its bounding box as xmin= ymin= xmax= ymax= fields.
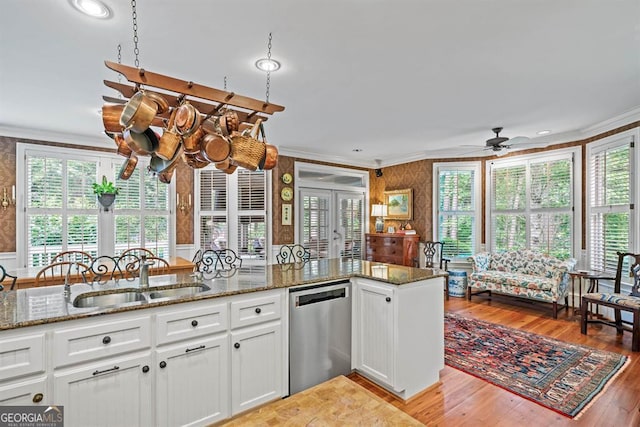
xmin=183 ymin=126 xmax=204 ymax=154
xmin=175 ymin=102 xmax=201 ymax=137
xmin=124 ymin=128 xmax=159 ymax=156
xmin=260 ymin=144 xmax=278 ymax=170
xmin=118 ymin=153 xmax=138 ymax=180
xmin=120 ymin=91 xmax=158 ymax=133
xmin=201 ymin=133 xmax=230 ymax=163
xmin=102 ymin=104 xmax=125 ymax=133
xmin=114 ymin=133 xmax=133 ymax=158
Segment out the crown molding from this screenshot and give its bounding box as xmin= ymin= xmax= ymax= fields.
xmin=581 ymin=106 xmax=640 ymax=136
xmin=0 ymin=125 xmax=112 ymax=149
xmin=277 ymin=147 xmax=373 ymax=168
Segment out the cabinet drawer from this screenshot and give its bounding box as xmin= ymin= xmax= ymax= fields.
xmin=0 ymin=334 xmax=45 ymax=381
xmin=53 ymin=317 xmax=151 ymax=368
xmin=156 ymin=301 xmax=228 ymax=345
xmin=369 ymin=245 xmax=399 ymax=256
xmin=230 ymin=293 xmax=281 ymax=329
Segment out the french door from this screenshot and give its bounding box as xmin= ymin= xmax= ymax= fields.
xmin=298 ymin=189 xmax=364 ymax=260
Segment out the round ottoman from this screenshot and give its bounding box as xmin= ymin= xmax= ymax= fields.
xmin=448 ymin=270 xmax=468 ymax=298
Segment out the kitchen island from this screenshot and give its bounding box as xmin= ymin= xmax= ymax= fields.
xmin=0 ymin=259 xmax=446 ymax=426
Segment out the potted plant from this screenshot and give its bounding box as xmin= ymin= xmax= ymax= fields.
xmin=92 ymin=175 xmax=119 ymax=210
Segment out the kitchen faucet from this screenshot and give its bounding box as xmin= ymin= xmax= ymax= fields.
xmin=63 ymin=261 xmax=79 ymax=298
xmin=139 ymin=256 xmax=154 ymax=288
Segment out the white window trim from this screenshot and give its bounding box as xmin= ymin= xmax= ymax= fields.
xmin=585 ymin=128 xmax=638 ymax=275
xmin=433 ymin=161 xmax=482 ymax=260
xmin=485 ymin=147 xmax=582 ymax=259
xmin=16 ymin=142 xmax=176 ymax=267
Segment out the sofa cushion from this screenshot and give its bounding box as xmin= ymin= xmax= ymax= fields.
xmin=471 ymin=271 xmax=556 ymax=292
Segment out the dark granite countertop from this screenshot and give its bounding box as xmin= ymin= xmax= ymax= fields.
xmin=0 ymin=259 xmax=446 ymax=331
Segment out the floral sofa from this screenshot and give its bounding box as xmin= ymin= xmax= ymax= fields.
xmin=467 ymin=250 xmax=577 ymax=318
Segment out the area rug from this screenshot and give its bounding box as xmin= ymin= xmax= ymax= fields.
xmin=444 ymin=312 xmax=629 ymax=419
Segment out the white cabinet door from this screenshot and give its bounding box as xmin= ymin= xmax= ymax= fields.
xmin=353 ymin=280 xmax=395 ymax=387
xmin=0 ymin=377 xmax=48 ymax=406
xmin=155 ymin=335 xmax=229 ymax=427
xmin=54 ymin=353 xmax=152 ymax=427
xmin=230 ymin=323 xmax=282 ymax=415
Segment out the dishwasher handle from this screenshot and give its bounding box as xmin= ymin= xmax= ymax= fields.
xmin=291 ymin=281 xmax=350 ymax=308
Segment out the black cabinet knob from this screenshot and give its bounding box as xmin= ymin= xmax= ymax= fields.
xmin=32 ymin=393 xmax=43 ymax=403
xmin=142 ymin=365 xmax=150 ymax=373
xmin=159 ymin=361 xmax=167 ymax=369
xmin=385 ymin=297 xmax=391 ymax=302
xmin=102 ymin=336 xmax=111 ymax=345
xmin=255 ymin=307 xmax=261 ymax=314
xmin=191 ymin=320 xmax=198 ymax=327
xmin=234 ymin=342 xmax=240 ymax=349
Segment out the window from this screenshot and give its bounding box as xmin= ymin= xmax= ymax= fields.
xmin=195 ymin=167 xmax=268 ymax=264
xmin=587 ymin=133 xmax=635 ymax=273
xmin=434 ymin=162 xmax=481 ymax=259
xmin=488 ymin=150 xmax=576 ymax=259
xmin=17 ymin=144 xmax=173 ymax=267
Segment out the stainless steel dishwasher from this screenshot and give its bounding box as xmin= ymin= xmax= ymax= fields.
xmin=289 ymin=279 xmax=352 ymax=395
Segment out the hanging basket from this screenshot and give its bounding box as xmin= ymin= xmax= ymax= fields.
xmin=97 ymin=193 xmax=116 ymax=210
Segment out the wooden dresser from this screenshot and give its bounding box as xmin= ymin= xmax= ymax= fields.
xmin=364 ymin=233 xmax=420 ymax=267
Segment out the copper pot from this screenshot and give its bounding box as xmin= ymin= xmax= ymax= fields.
xmin=175 ymin=102 xmax=201 ymax=137
xmin=260 ymin=144 xmax=279 ymax=170
xmin=102 ymin=104 xmax=125 ymax=133
xmin=118 ymin=153 xmax=138 ymax=180
xmin=156 ymin=109 xmax=181 ymax=161
xmin=219 ymin=110 xmax=239 ymax=136
xmin=149 ymin=146 xmax=182 ymax=174
xmin=119 ymin=91 xmax=158 ymax=133
xmin=201 ymin=133 xmax=230 ymax=163
xmin=124 ymin=128 xmax=159 ymax=156
xmin=114 ymin=133 xmax=133 ymax=157
xmin=145 ymin=92 xmax=170 ymax=114
xmin=182 ymin=126 xmax=204 ymax=154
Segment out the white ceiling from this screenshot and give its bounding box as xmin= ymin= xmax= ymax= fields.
xmin=1 ymin=0 xmax=639 ymax=168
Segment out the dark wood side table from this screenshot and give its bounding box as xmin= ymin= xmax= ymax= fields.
xmin=570 ymin=270 xmax=615 ymax=317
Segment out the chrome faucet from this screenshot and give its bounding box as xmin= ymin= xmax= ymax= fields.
xmin=63 ymin=261 xmax=78 ymax=298
xmin=139 ymin=256 xmax=154 ymax=288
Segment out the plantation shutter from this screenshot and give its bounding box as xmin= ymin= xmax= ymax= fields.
xmin=528 ymin=158 xmax=572 ymax=258
xmin=589 ymin=142 xmax=631 ymax=272
xmin=437 ymin=169 xmax=476 ymax=258
xmin=198 ymin=169 xmax=228 ymax=250
xmin=237 ymin=169 xmax=266 ymax=260
xmin=114 ymin=159 xmax=171 ymax=257
xmin=491 ymin=164 xmax=527 ymax=252
xmin=26 ymin=155 xmax=98 ymax=267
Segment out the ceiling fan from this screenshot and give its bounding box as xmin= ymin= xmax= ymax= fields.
xmin=484 ymin=127 xmax=530 ymax=152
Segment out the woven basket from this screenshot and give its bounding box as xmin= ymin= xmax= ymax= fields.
xmin=229 ymin=135 xmax=266 ymax=171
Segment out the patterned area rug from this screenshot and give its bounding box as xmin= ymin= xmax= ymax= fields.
xmin=444 ymin=312 xmax=629 ymax=419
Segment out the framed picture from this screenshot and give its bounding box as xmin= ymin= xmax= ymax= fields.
xmin=384 ymin=188 xmax=413 ymax=220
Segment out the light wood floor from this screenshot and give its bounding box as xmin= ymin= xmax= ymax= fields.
xmin=349 ymin=294 xmax=640 ymax=427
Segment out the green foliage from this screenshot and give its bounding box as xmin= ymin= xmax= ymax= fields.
xmin=92 ymin=175 xmax=119 ymax=196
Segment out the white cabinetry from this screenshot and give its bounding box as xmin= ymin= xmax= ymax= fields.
xmin=0 ymin=332 xmax=48 ymax=406
xmin=230 ymin=291 xmax=283 ymax=416
xmin=155 ymin=301 xmax=230 ymax=426
xmin=352 ymin=277 xmax=444 ymax=400
xmin=54 ymin=353 xmax=152 ymax=427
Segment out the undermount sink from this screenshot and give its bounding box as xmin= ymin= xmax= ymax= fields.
xmin=73 ymin=291 xmax=145 ymax=308
xmin=148 ymin=284 xmax=211 ymax=300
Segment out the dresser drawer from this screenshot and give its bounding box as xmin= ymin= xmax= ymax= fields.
xmin=53 ymin=316 xmax=151 ymax=367
xmin=230 ymin=292 xmax=281 ymax=330
xmin=156 ymin=301 xmax=228 ymax=345
xmin=0 ymin=333 xmax=45 ymax=381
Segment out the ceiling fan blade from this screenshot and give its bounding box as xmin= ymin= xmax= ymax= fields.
xmin=507 ymin=136 xmax=530 ymax=145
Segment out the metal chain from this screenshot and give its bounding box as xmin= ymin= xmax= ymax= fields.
xmin=117 ymin=44 xmax=122 ymax=83
xmin=265 ymin=33 xmax=273 ymax=103
xmin=131 ymin=0 xmax=140 ymax=68
xmin=224 ymin=76 xmax=227 ymax=91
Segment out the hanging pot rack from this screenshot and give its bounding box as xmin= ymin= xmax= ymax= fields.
xmin=104 ymin=61 xmax=284 ymax=118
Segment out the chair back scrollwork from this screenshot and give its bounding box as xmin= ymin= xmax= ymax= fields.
xmin=195 ymin=249 xmax=242 ymax=279
xmin=0 ymin=265 xmax=17 ymax=291
xmin=423 ymin=241 xmax=450 ymax=271
xmin=276 ymin=244 xmax=311 ymax=265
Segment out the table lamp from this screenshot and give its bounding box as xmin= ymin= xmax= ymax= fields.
xmin=371 ymin=204 xmax=387 ymax=233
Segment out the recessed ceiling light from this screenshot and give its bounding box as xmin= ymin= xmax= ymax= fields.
xmin=537 ymin=130 xmax=551 ymax=135
xmin=69 ymin=0 xmax=111 ymax=19
xmin=255 ymin=58 xmax=281 ymax=72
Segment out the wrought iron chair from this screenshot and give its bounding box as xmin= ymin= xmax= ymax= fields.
xmin=51 ymin=250 xmax=94 ymax=265
xmin=276 ymin=244 xmax=311 ymax=264
xmin=87 ymin=255 xmax=128 ymax=284
xmin=35 ymin=261 xmax=90 ymax=287
xmin=581 ymin=251 xmax=640 ymax=352
xmin=423 ymin=241 xmax=451 ymax=300
xmin=0 ymin=265 xmax=17 ymax=291
xmin=195 ymin=249 xmax=242 ymax=279
xmin=120 ymin=247 xmax=156 ymax=259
